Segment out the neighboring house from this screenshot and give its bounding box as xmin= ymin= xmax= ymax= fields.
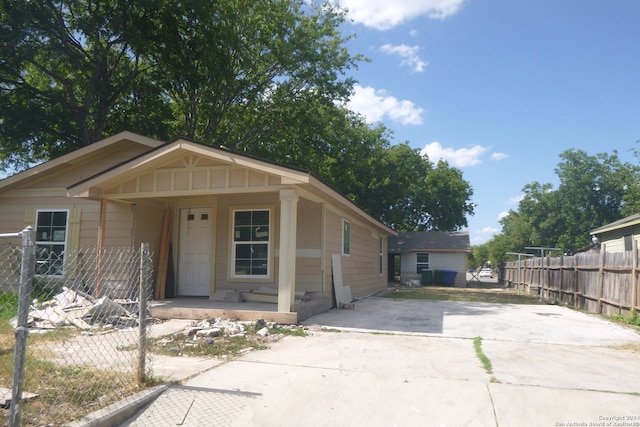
xmin=388 ymin=231 xmax=471 ymax=286
xmin=590 ymin=213 xmax=640 ymax=253
xmin=0 ymin=131 xmax=395 ymax=321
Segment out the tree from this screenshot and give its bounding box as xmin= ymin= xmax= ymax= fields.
xmin=489 ymin=149 xmax=639 ymax=253
xmin=0 ymin=0 xmax=359 ymax=170
xmin=0 ymin=0 xmax=172 ymax=169
xmin=553 ymin=150 xmax=637 ymax=249
xmin=0 ymin=0 xmax=476 ymax=232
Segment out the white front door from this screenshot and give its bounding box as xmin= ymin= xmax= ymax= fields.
xmin=178 ymin=207 xmax=212 ymax=296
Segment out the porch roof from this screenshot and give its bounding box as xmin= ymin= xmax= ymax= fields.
xmin=66 ymin=134 xmax=396 ymax=236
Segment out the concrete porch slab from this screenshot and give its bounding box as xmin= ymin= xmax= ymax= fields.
xmin=149 ymin=299 xmax=298 ymax=324
xmin=150 ymin=295 xmax=333 ymax=324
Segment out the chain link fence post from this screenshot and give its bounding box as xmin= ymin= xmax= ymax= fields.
xmin=137 ymin=242 xmax=150 ymax=385
xmin=9 ymin=226 xmax=36 ymax=427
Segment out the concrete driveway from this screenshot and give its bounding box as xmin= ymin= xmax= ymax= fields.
xmin=102 ymin=297 xmax=640 ymax=427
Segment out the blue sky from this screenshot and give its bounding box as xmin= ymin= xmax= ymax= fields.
xmin=337 ymin=0 xmax=640 ymax=245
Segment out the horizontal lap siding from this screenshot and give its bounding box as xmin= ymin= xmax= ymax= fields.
xmin=213 ymin=194 xmax=325 ymax=294
xmin=295 ymin=199 xmax=323 ymax=292
xmin=214 ymin=193 xmax=279 ymax=291
xmin=325 ymin=209 xmax=386 ymax=299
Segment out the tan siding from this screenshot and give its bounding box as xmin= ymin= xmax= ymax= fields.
xmin=24 ymin=143 xmax=153 ymax=189
xmin=294 ymin=199 xmax=323 ymax=292
xmin=324 ymin=208 xmax=386 ymax=299
xmin=213 ymin=193 xmax=279 ymax=291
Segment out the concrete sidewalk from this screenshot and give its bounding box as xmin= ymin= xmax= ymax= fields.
xmin=92 ymin=298 xmax=640 ymax=426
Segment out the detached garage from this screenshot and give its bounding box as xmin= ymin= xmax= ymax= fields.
xmin=388 ymin=231 xmax=471 ymax=286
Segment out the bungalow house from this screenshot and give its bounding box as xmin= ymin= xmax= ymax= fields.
xmin=388 ymin=231 xmax=471 ymax=286
xmin=0 ymin=131 xmax=395 ymax=322
xmin=590 ymin=213 xmax=640 ymax=253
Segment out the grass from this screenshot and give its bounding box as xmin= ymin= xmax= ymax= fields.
xmin=383 ymin=283 xmax=542 ymax=305
xmin=0 ymin=335 xmax=143 ymax=426
xmin=610 ymin=309 xmax=640 ymax=328
xmin=473 ymin=336 xmax=499 ymax=383
xmin=473 ymin=337 xmax=493 ymax=374
xmin=1 ymin=292 xmax=308 ymax=425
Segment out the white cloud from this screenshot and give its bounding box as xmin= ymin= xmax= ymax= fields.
xmin=347 ymin=84 xmax=424 ymax=125
xmin=471 ymin=226 xmax=499 ymax=245
xmin=338 ymin=0 xmax=466 ymax=30
xmin=420 ymin=141 xmax=488 ymax=167
xmin=497 ymin=211 xmax=509 ymax=220
xmin=491 ymin=152 xmax=508 ymax=161
xmin=380 ymin=44 xmax=428 ymax=73
xmin=506 ymin=194 xmax=524 ymax=205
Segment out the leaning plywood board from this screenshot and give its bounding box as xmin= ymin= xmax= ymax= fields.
xmin=331 ymin=254 xmax=353 ymax=308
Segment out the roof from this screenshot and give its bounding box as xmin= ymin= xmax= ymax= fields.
xmin=0 ymin=131 xmax=163 ymax=192
xmin=590 ymin=213 xmax=640 ymax=235
xmin=388 ymin=231 xmax=471 ymax=253
xmin=2 ymin=131 xmax=395 ymax=236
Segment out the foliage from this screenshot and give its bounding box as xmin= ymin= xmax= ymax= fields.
xmin=473 ymin=337 xmax=493 ymax=375
xmin=611 ymin=310 xmax=640 ymax=328
xmin=0 ymin=0 xmax=475 ymax=231
xmin=475 ymin=149 xmax=640 ymax=266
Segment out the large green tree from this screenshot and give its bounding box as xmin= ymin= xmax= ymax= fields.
xmin=0 ymin=0 xmax=475 ymax=231
xmin=0 ymin=0 xmax=358 ymax=167
xmin=0 ymin=0 xmax=172 ymax=168
xmin=490 ymin=149 xmax=639 ymax=254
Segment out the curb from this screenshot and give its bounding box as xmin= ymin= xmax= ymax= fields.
xmin=65 ymin=384 xmax=170 ymax=427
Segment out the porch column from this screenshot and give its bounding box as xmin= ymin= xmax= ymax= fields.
xmin=277 ymin=188 xmax=299 ymax=313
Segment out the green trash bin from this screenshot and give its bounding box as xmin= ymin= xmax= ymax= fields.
xmin=421 ymin=270 xmax=433 ymax=285
xmin=434 ymin=270 xmax=445 ymax=285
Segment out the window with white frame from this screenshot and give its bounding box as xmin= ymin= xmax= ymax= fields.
xmin=342 ymin=219 xmax=351 ymax=255
xmin=35 ymin=210 xmax=68 ymax=276
xmin=232 ymin=209 xmax=270 ymax=277
xmin=416 ymin=252 xmax=429 ymax=274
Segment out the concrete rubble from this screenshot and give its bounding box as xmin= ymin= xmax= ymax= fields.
xmin=11 ymin=286 xmax=142 ymax=332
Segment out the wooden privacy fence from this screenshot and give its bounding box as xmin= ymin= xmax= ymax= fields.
xmin=500 ymin=244 xmax=639 ymax=316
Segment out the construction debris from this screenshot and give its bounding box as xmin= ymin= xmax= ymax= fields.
xmin=10 ymin=287 xmax=142 ymax=332
xmin=0 ymin=387 xmax=38 ymax=409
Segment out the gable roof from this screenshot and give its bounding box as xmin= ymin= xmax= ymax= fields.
xmin=590 ymin=213 xmax=640 ymax=235
xmin=388 ymin=231 xmax=471 ymax=253
xmin=59 ymin=133 xmax=395 ymax=236
xmin=0 ymin=131 xmax=163 ymax=192
xmin=66 ymin=137 xmax=313 ymax=196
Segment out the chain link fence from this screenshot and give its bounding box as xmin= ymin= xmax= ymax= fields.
xmin=1 ymin=228 xmax=154 ymax=426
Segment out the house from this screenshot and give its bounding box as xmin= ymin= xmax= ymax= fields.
xmin=590 ymin=213 xmax=640 ymax=253
xmin=388 ymin=231 xmax=471 ymax=286
xmin=0 ymin=131 xmax=396 ymax=322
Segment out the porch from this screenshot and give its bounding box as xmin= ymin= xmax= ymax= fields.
xmin=149 ymin=294 xmax=333 ymax=325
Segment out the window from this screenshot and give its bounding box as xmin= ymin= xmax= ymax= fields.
xmin=35 ymin=210 xmax=68 ymax=276
xmin=624 ymin=234 xmax=633 ymax=252
xmin=342 ymin=219 xmax=351 ymax=255
xmin=416 ymin=252 xmax=429 ymax=274
xmin=232 ymin=209 xmax=270 ymax=277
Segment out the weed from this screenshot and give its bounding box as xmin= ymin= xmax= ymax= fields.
xmin=611 ymin=309 xmax=640 ymax=327
xmin=473 ymin=336 xmax=493 ymax=375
